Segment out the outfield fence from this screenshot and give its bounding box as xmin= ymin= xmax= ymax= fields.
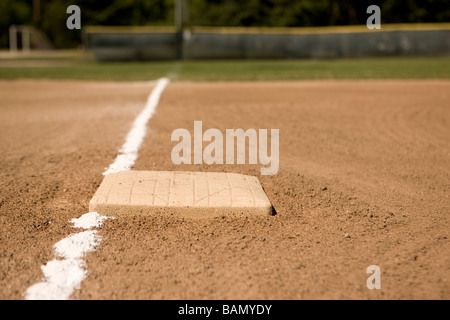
xmin=85 ymin=24 xmax=450 ymax=61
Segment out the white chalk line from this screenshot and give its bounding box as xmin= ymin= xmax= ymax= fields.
xmin=103 ymin=77 xmax=170 ymax=175
xmin=24 ymin=212 xmax=113 ymax=300
xmin=24 ymin=78 xmax=170 ymax=300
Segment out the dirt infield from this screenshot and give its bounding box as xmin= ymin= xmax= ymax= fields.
xmin=0 ymin=80 xmax=449 ymax=299
xmin=0 ymin=80 xmax=152 ymax=299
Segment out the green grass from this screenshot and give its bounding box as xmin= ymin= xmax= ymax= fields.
xmin=1 ymin=55 xmax=449 ymax=81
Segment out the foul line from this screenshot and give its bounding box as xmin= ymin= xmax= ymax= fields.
xmin=103 ymin=77 xmax=170 ymax=175
xmin=24 ymin=78 xmax=170 ymax=300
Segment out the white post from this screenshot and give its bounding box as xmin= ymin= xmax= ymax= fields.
xmin=174 ymin=0 xmax=184 ymax=60
xmin=175 ymin=0 xmax=183 ymax=32
xmin=9 ymin=25 xmax=18 ymax=54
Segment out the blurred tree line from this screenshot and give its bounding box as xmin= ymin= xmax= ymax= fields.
xmin=1 ymin=0 xmax=449 ymax=48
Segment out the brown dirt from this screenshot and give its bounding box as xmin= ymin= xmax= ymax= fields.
xmin=1 ymin=80 xmax=449 ymax=300
xmin=0 ymin=80 xmax=152 ymax=299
